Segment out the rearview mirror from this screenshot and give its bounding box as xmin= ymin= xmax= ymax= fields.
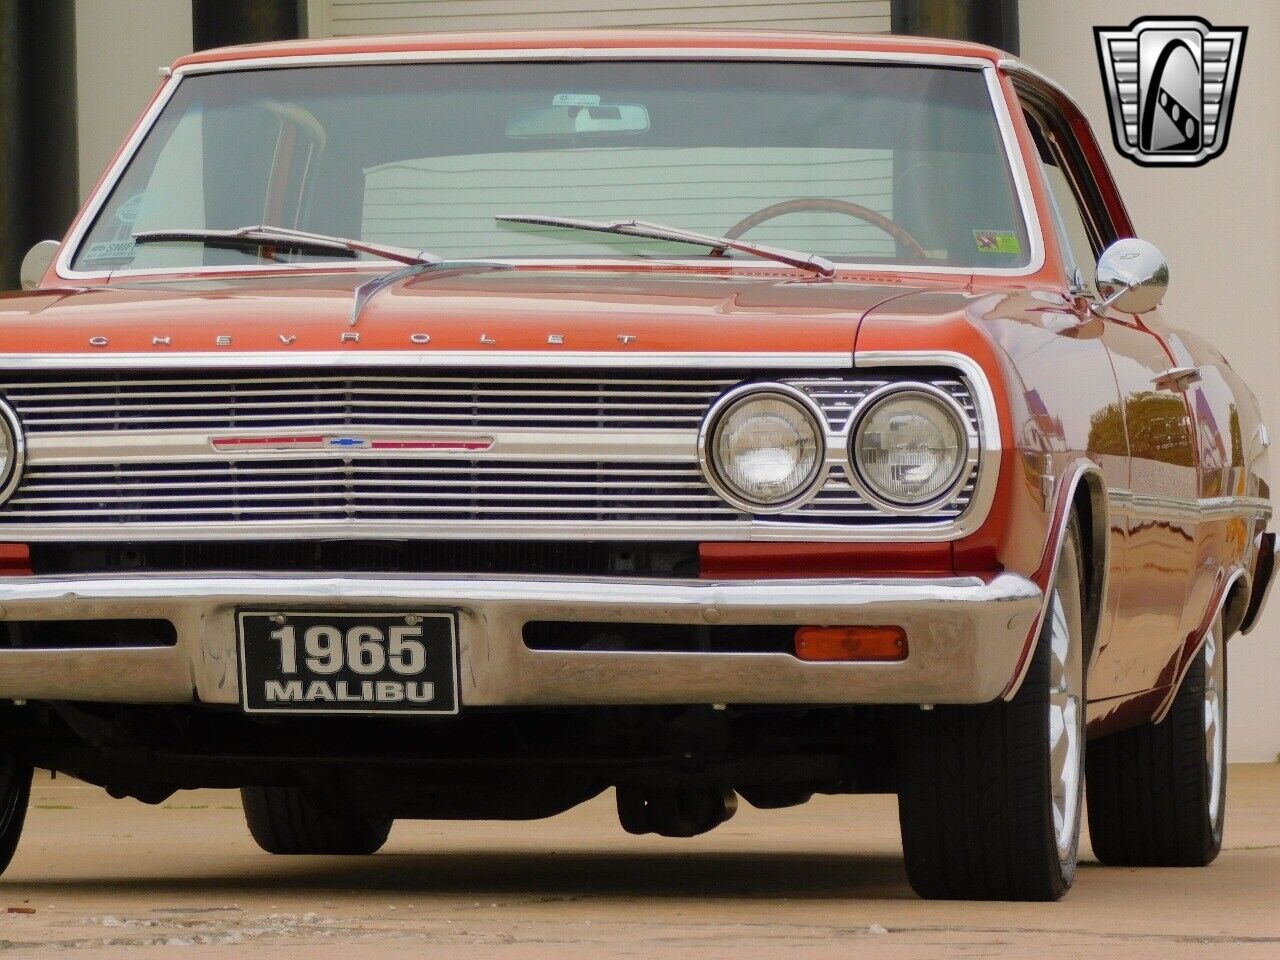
xmin=1094 ymin=238 xmax=1168 ymax=315
xmin=20 ymin=239 xmax=60 ymax=290
xmin=507 ymin=102 xmax=649 ymax=139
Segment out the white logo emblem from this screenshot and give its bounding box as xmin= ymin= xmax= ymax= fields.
xmin=1095 ymin=17 xmax=1246 ymax=167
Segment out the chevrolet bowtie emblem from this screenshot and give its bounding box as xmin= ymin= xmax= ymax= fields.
xmin=211 ymin=435 xmax=494 ymax=452
xmin=1095 ymin=16 xmax=1247 ymax=167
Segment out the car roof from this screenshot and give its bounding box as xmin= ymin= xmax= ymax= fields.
xmin=171 ymin=28 xmax=1011 ymax=71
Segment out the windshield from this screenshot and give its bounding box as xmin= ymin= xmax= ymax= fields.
xmin=71 ymin=60 xmax=1031 ymax=273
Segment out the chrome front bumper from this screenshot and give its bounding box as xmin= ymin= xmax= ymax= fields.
xmin=0 ymin=573 xmax=1042 ymax=707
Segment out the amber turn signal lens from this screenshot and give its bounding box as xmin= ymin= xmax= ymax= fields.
xmin=794 ymin=625 xmax=907 ymax=662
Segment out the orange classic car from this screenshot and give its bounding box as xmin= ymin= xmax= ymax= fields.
xmin=0 ymin=30 xmax=1273 ymax=901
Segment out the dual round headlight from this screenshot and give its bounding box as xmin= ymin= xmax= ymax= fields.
xmin=700 ymin=382 xmax=970 ymax=514
xmin=0 ymin=400 xmax=23 ymax=504
xmin=851 ymin=387 xmax=968 ymax=509
xmin=701 ymin=387 xmax=824 ymax=511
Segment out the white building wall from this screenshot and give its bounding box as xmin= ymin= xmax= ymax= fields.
xmin=74 ymin=0 xmax=192 ymax=200
xmin=306 ymin=0 xmax=891 ymax=36
xmin=1020 ymin=0 xmax=1280 ymax=761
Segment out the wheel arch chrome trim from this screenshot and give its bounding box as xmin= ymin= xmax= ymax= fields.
xmin=1001 ymin=458 xmax=1107 ymax=701
xmin=1151 ymin=566 xmax=1249 ymax=725
xmin=1240 ymin=531 xmax=1278 ymax=635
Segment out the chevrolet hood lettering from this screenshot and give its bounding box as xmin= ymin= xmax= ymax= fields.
xmin=30 ymin=271 xmax=938 ymax=359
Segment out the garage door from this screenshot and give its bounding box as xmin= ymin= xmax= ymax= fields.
xmin=306 ymin=0 xmax=891 ymax=37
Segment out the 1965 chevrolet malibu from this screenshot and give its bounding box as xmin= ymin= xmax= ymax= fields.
xmin=0 ymin=30 xmax=1273 ymax=901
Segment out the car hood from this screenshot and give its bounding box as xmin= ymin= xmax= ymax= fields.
xmin=0 ymin=269 xmax=966 ymax=360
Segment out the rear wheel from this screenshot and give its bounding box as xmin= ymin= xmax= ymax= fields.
xmin=241 ymin=785 xmax=392 ymax=855
xmin=898 ymin=517 xmax=1086 ymax=901
xmin=1085 ymin=614 xmax=1226 ymax=866
xmin=0 ymin=758 xmax=32 ymax=877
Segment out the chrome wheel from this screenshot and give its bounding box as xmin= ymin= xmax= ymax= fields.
xmin=1203 ymin=626 xmax=1225 ymax=825
xmin=1048 ymin=586 xmax=1084 ymax=863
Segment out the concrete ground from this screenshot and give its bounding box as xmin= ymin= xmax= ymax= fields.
xmin=1 ymin=766 xmax=1278 ymax=959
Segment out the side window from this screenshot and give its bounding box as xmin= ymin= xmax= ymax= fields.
xmin=1041 ymin=155 xmax=1097 ymax=291
xmin=1022 ymin=105 xmax=1113 ymax=294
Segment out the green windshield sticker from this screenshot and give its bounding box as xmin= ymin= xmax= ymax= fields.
xmin=973 ymin=230 xmax=1021 ymax=255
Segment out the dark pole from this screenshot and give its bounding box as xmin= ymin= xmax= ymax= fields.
xmin=0 ymin=0 xmax=79 ymax=290
xmin=892 ymin=0 xmax=1020 ymax=55
xmin=192 ymin=0 xmax=302 ymax=51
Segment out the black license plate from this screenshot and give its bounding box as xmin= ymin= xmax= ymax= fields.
xmin=237 ymin=610 xmax=458 ymax=715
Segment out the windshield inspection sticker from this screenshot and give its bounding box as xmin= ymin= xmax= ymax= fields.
xmin=973 ymin=230 xmax=1021 ymax=255
xmin=81 ymin=239 xmax=137 ymax=264
xmin=552 ymin=93 xmax=601 ymax=106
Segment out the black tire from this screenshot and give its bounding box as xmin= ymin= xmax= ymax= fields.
xmin=0 ymin=759 xmax=32 ymax=877
xmin=898 ymin=518 xmax=1086 ymax=901
xmin=241 ymin=785 xmax=392 ymax=855
xmin=1085 ymin=614 xmax=1226 ymax=867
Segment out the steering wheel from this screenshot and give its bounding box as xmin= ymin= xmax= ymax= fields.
xmin=722 ymin=198 xmax=929 ymax=261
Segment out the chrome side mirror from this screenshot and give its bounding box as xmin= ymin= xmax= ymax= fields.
xmin=1092 ymin=238 xmax=1169 ymax=316
xmin=19 ymin=240 xmax=60 ymax=290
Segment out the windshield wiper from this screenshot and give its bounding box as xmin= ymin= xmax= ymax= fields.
xmin=132 ymin=224 xmax=440 ymax=265
xmin=132 ymin=225 xmax=510 ymax=324
xmin=494 ymin=214 xmax=836 ymax=278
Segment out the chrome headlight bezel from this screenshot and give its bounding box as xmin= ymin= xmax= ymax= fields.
xmin=698 ymin=382 xmax=827 ymax=514
xmin=0 ymin=398 xmax=23 ymax=505
xmin=848 ymin=383 xmax=976 ymax=514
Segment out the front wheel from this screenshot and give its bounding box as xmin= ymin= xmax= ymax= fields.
xmin=897 ymin=517 xmax=1086 ymax=901
xmin=1085 ymin=613 xmax=1226 ymax=866
xmin=0 ymin=758 xmax=32 ymax=877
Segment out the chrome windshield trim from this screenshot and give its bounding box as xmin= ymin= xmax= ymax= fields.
xmin=55 ymin=70 xmax=184 ymax=282
xmin=997 ymin=58 xmax=1093 ymax=119
xmin=982 ymin=63 xmax=1045 ymax=276
xmin=55 ymin=50 xmax=1044 ymax=282
xmin=0 ymin=351 xmax=855 ymax=371
xmin=174 ymin=47 xmax=998 ymax=74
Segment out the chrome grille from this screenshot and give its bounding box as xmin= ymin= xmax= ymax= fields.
xmin=793 ymin=464 xmax=974 ymax=522
xmin=5 ymin=459 xmax=741 ymax=523
xmin=4 ymin=459 xmax=976 ymax=526
xmin=0 ymin=367 xmax=984 ymax=538
xmin=792 ymin=376 xmax=978 ymax=432
xmin=3 ymin=373 xmax=737 ymax=433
